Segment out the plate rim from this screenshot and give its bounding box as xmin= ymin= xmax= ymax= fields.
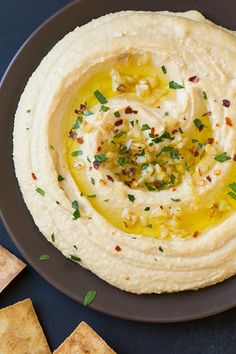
xmin=0 ymin=0 xmax=235 ymax=323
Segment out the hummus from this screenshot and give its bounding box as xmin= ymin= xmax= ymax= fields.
xmin=13 ymin=10 xmax=236 ymax=293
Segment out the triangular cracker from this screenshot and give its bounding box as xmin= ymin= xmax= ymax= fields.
xmin=0 ymin=245 xmax=26 ymax=292
xmin=53 ymin=321 xmax=116 ymax=354
xmin=0 ymin=299 xmax=51 ymax=354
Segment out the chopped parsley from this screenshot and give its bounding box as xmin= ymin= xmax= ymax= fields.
xmin=228 ymin=182 xmax=236 ymax=200
xmin=87 ymin=194 xmax=96 ymax=198
xmin=156 ymin=146 xmax=174 ymax=157
xmin=169 ymin=81 xmax=184 ymax=89
xmin=94 ymin=89 xmax=107 ymax=104
xmin=130 ymin=120 xmax=135 ymax=127
xmin=57 ymin=175 xmax=65 ymax=182
xmin=171 ymin=198 xmax=181 ymax=202
xmin=100 ymin=105 xmax=110 ymax=112
xmin=161 ymin=65 xmax=167 ymax=74
xmin=83 ymin=290 xmax=96 ymax=306
xmin=114 ymin=130 xmax=126 ymax=138
xmin=202 ymin=91 xmax=207 ymax=100
xmin=114 ymin=111 xmax=120 ymax=117
xmin=51 ymin=233 xmax=55 ymax=243
xmin=146 ymin=224 xmax=152 ymax=228
xmin=72 ymin=200 xmax=80 ymax=220
xmin=229 ymin=182 xmax=236 ymax=192
xmin=214 ymin=152 xmax=231 ymax=162
xmin=118 ymin=157 xmax=130 ymax=166
xmin=141 ymin=124 xmax=151 ymax=131
xmin=151 ymin=130 xmax=174 ymax=144
xmin=82 ymin=109 xmax=93 ymax=116
xmin=72 ymin=117 xmax=83 ymax=129
xmin=144 ymin=207 xmax=150 ymax=211
xmin=159 ymin=246 xmax=164 ymax=252
xmin=36 ymin=187 xmax=45 ymax=196
xmin=194 ymin=119 xmax=205 ymax=131
xmin=145 ymin=183 xmax=156 ymax=191
xmin=39 ymin=254 xmax=50 ymax=261
xmin=71 ymin=150 xmax=83 ymax=157
xmin=128 ymin=194 xmax=135 ymax=202
xmin=94 ymin=153 xmax=107 ymax=163
xmin=27 ymin=109 xmax=31 ymax=113
xmin=70 ymin=255 xmax=81 ymax=262
xmin=91 ymin=177 xmax=95 ymax=185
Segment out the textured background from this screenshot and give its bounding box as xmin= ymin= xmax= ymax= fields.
xmin=0 ymin=1 xmax=236 ymax=353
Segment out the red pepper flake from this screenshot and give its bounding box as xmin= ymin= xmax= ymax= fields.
xmin=225 ymin=117 xmax=233 ymax=127
xmin=151 ymin=127 xmax=155 ymax=135
xmin=106 ymin=174 xmax=114 ymax=182
xmin=80 ymin=103 xmax=87 ymax=111
xmin=115 ymin=119 xmax=123 ymax=126
xmin=31 ymin=172 xmax=37 ymax=180
xmin=77 ymin=137 xmax=84 ymax=144
xmin=233 ymin=154 xmax=236 ymax=161
xmin=74 ymin=109 xmax=79 ymax=114
xmin=117 ymin=84 xmax=127 ymax=93
xmin=125 ymin=106 xmax=138 ymax=114
xmin=202 ymin=111 xmax=212 ymax=117
xmin=193 ymin=230 xmax=200 ymax=238
xmin=69 ymin=130 xmax=77 ymax=139
xmin=171 ymin=129 xmax=178 ymax=135
xmin=172 ymin=188 xmax=176 ymax=191
xmin=93 ymin=161 xmax=100 ymax=169
xmin=222 ymin=99 xmax=230 ymax=107
xmin=125 ymin=276 xmax=130 ymax=280
xmin=194 ymin=150 xmax=199 ymax=157
xmin=154 ymin=181 xmax=162 ymax=188
xmin=124 ymin=181 xmax=132 ymax=188
xmin=207 ymin=137 xmax=214 ymax=144
xmin=157 ymin=105 xmax=161 ymax=109
xmin=115 ymin=245 xmax=122 ymax=252
xmin=160 ymin=205 xmax=163 ymax=209
xmin=206 ymin=175 xmax=212 ymax=182
xmin=189 ymin=75 xmax=200 ymax=83
xmin=97 ymin=146 xmax=101 ymax=152
xmin=216 ymin=123 xmax=220 ymax=127
xmin=198 ymin=125 xmax=204 ymax=132
xmin=123 ymin=221 xmax=128 ymax=228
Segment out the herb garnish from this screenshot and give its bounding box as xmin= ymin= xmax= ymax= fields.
xmin=58 ymin=175 xmax=65 ymax=182
xmin=100 ymin=105 xmax=110 ymax=112
xmin=114 ymin=130 xmax=126 ymax=138
xmin=141 ymin=124 xmax=151 ymax=131
xmin=36 ymin=187 xmax=45 ymax=196
xmin=144 ymin=207 xmax=150 ymax=211
xmin=91 ymin=177 xmax=95 ymax=185
xmin=202 ymin=91 xmax=207 ymax=100
xmin=161 ymin=65 xmax=167 ymax=74
xmin=94 ymin=89 xmax=107 ymax=104
xmin=72 ymin=200 xmax=80 ymax=220
xmin=151 ymin=130 xmax=174 ymax=144
xmin=128 ymin=194 xmax=135 ymax=202
xmin=83 ymin=290 xmax=96 ymax=306
xmin=169 ymin=81 xmax=184 ymax=89
xmin=70 ymin=255 xmax=81 ymax=262
xmin=146 ymin=224 xmax=152 ymax=228
xmin=194 ymin=119 xmax=205 ymax=131
xmin=118 ymin=157 xmax=130 ymax=166
xmin=94 ymin=153 xmax=107 ymax=163
xmin=39 ymin=254 xmax=50 ymax=261
xmin=71 ymin=150 xmax=83 ymax=157
xmin=51 ymin=233 xmax=55 ymax=243
xmin=214 ymin=152 xmax=231 ymax=162
xmin=171 ymin=198 xmax=181 ymax=202
xmin=159 ymin=246 xmax=164 ymax=252
xmin=114 ymin=111 xmax=120 ymax=117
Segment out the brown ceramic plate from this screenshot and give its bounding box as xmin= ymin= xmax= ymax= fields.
xmin=0 ymin=0 xmax=236 ymax=322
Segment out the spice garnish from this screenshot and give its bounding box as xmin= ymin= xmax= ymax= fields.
xmin=188 ymin=76 xmax=199 ymax=83
xmin=206 ymin=176 xmax=212 ymax=183
xmin=125 ymin=106 xmax=138 ymax=114
xmin=202 ymin=91 xmax=207 ymax=100
xmin=27 ymin=109 xmax=31 ymax=113
xmin=70 ymin=255 xmax=81 ymax=262
xmin=114 ymin=119 xmax=123 ymax=126
xmin=169 ymin=81 xmax=184 ymax=89
xmin=128 ymin=194 xmax=135 ymax=202
xmin=144 ymin=207 xmax=150 ymax=211
xmin=94 ymin=89 xmax=107 ymax=104
xmin=207 ymin=138 xmax=214 ymax=144
xmin=58 ymin=175 xmax=65 ymax=182
xmin=91 ymin=177 xmax=95 ymax=185
xmin=39 ymin=254 xmax=50 ymax=261
xmin=222 ymin=99 xmax=230 ymax=107
xmin=225 ymin=117 xmax=232 ymax=127
xmin=159 ymin=246 xmax=164 ymax=252
xmin=36 ymin=187 xmax=45 ymax=196
xmin=115 ymin=245 xmax=122 ymax=252
xmin=193 ymin=231 xmax=200 ymax=238
xmin=31 ymin=172 xmax=37 ymax=180
xmin=83 ymin=290 xmax=96 ymax=306
xmin=214 ymin=152 xmax=231 ymax=162
xmin=106 ymin=174 xmax=114 ymax=182
xmin=72 ymin=200 xmax=80 ymax=220
xmin=161 ymin=65 xmax=167 ymax=74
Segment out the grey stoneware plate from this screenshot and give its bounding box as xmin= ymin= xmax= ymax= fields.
xmin=0 ymin=0 xmax=236 ymax=323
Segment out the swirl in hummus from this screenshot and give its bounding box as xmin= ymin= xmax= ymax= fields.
xmin=13 ymin=10 xmax=236 ymax=293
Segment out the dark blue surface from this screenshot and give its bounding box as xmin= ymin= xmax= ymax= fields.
xmin=0 ymin=1 xmax=236 ymax=353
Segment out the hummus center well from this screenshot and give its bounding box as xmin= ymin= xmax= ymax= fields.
xmin=64 ymin=53 xmax=236 ymax=238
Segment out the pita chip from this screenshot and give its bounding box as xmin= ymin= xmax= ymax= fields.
xmin=0 ymin=245 xmax=26 ymax=292
xmin=54 ymin=321 xmax=116 ymax=354
xmin=0 ymin=299 xmax=51 ymax=354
